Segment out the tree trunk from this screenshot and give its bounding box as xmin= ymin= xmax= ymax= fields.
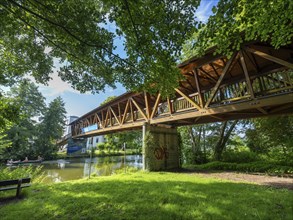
xmin=214 ymin=120 xmax=238 ymax=160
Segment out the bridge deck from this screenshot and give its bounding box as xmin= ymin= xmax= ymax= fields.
xmin=70 ymin=41 xmax=293 ymax=138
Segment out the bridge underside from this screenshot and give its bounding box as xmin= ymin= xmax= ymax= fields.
xmin=70 ymin=41 xmax=293 ymax=138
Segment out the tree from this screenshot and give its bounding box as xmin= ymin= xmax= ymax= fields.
xmin=185 ymin=0 xmax=293 ymax=58
xmin=246 ymin=115 xmax=293 ymax=164
xmin=3 ymin=80 xmax=46 ymax=159
xmin=213 ymin=120 xmax=239 ymax=161
xmin=0 ymin=95 xmax=19 ymax=130
xmin=179 ymin=120 xmax=240 ymax=163
xmin=0 ymin=0 xmax=200 ymax=96
xmin=35 ymin=97 xmax=66 ymax=159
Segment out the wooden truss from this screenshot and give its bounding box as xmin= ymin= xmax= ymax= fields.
xmin=70 ymin=42 xmax=293 ymax=138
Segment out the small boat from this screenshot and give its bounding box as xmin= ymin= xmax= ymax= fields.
xmin=6 ymin=159 xmax=43 ymax=166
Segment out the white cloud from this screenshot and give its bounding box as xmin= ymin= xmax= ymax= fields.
xmin=38 ymin=71 xmax=80 ymax=97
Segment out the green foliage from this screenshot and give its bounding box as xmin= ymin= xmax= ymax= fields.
xmin=97 ymin=142 xmax=105 ymax=151
xmin=187 ymin=161 xmax=293 ymax=176
xmin=222 ymin=146 xmax=259 ymax=163
xmin=187 ymin=0 xmax=293 ymax=58
xmin=0 ymin=0 xmax=200 ymax=96
xmin=35 ymin=97 xmax=67 ymax=159
xmin=1 ymin=81 xmax=66 ymax=161
xmin=0 ymin=166 xmax=45 ymax=183
xmin=0 ymin=95 xmax=20 ymax=129
xmin=0 ymin=172 xmax=292 ymax=219
xmin=245 ymin=115 xmax=293 ymax=166
xmin=179 ymin=121 xmax=241 ymax=164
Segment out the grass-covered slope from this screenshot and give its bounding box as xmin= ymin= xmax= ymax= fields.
xmin=1 ymin=172 xmax=292 ymax=220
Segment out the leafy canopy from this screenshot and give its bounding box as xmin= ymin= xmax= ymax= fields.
xmin=183 ymin=0 xmax=293 ymax=59
xmin=0 ymin=0 xmax=200 ymax=96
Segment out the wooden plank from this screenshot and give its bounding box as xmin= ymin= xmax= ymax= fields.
xmin=199 ymin=67 xmax=217 ymax=82
xmin=167 ymin=97 xmax=173 ymax=114
xmin=175 ymin=88 xmax=201 ymax=110
xmin=110 ymin=107 xmax=121 ymax=125
xmin=130 ymin=100 xmax=134 ymax=122
xmin=245 ymin=47 xmax=293 ymax=69
xmin=108 ymin=108 xmax=112 ymax=127
xmin=121 ymin=99 xmax=130 ymax=124
xmin=150 ymin=93 xmax=161 ymax=119
xmin=118 ymin=103 xmax=122 ymax=123
xmin=96 ymin=114 xmax=103 ymax=129
xmin=193 ymin=69 xmax=205 ymax=108
xmin=144 ymin=92 xmax=151 ymax=119
xmin=131 ymin=98 xmax=148 ymax=121
xmin=240 ymin=50 xmax=255 ymax=98
xmin=104 ymin=109 xmax=109 ymax=128
xmin=205 ymin=52 xmax=238 ymax=108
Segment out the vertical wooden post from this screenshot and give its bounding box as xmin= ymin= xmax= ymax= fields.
xmin=16 ymin=179 xmax=22 ymax=198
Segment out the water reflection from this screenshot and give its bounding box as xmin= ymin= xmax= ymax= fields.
xmin=41 ymin=155 xmax=142 ymax=183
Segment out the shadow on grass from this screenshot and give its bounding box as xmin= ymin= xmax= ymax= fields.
xmin=1 ymin=173 xmax=292 ymax=220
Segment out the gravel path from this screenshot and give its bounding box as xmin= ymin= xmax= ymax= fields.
xmin=188 ymin=171 xmax=293 ymax=190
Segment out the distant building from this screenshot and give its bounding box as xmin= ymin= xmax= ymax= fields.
xmin=86 ymin=135 xmax=105 ymax=150
xmin=64 ymin=115 xmax=79 ymax=136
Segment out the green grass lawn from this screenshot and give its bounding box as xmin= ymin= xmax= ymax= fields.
xmin=1 ymin=172 xmax=292 ymax=220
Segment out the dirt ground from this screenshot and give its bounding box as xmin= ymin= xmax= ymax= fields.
xmin=187 ymin=171 xmax=293 ymax=190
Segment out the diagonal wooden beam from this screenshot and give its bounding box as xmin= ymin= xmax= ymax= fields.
xmin=110 ymin=107 xmax=121 ymax=125
xmin=131 ymin=98 xmax=148 ymax=121
xmin=118 ymin=103 xmax=122 ymax=123
xmin=144 ymin=92 xmax=151 ymax=119
xmin=96 ymin=113 xmax=103 ymax=129
xmin=193 ymin=69 xmax=204 ymax=108
xmin=240 ymin=50 xmax=255 ymax=98
xmin=175 ymin=88 xmax=201 ymax=110
xmin=108 ymin=108 xmax=112 ymax=127
xmin=205 ymin=52 xmax=238 ymax=108
xmin=103 ymin=109 xmax=109 ymax=128
xmin=121 ymin=99 xmax=130 ymax=124
xmin=199 ymin=67 xmax=217 ymax=82
xmin=245 ymin=47 xmax=293 ymax=69
xmin=210 ymin=63 xmax=220 ymax=77
xmin=130 ymin=100 xmax=134 ymax=122
xmin=150 ymin=93 xmax=161 ymax=119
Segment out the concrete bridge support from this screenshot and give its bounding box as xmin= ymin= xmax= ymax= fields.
xmin=142 ymin=123 xmax=180 ymax=171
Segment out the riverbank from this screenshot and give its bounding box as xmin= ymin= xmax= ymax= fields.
xmin=1 ymin=172 xmax=292 ymax=219
xmin=56 ymin=149 xmax=141 ymax=159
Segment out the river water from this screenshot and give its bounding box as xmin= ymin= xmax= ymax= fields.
xmin=41 ymin=155 xmax=142 ymax=183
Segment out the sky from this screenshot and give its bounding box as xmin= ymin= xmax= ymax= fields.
xmin=36 ymin=1 xmax=217 ymax=118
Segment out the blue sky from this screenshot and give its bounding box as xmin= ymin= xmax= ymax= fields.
xmin=37 ymin=1 xmax=217 ymax=118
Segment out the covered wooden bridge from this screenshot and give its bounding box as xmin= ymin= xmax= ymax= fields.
xmin=69 ymin=41 xmax=293 ymax=170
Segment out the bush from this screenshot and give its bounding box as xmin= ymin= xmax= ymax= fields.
xmin=222 ymin=146 xmax=259 ymax=163
xmin=0 ymin=165 xmax=45 ymax=183
xmin=186 ymin=161 xmax=293 ymax=176
xmin=97 ymin=143 xmax=105 ymax=151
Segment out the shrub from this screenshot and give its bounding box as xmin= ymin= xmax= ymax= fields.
xmin=222 ymin=146 xmax=259 ymax=163
xmin=97 ymin=143 xmax=105 ymax=151
xmin=0 ymin=165 xmax=45 ymax=183
xmin=186 ymin=161 xmax=293 ymax=176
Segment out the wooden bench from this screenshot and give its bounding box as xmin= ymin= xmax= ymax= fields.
xmin=0 ymin=178 xmax=31 ymax=198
